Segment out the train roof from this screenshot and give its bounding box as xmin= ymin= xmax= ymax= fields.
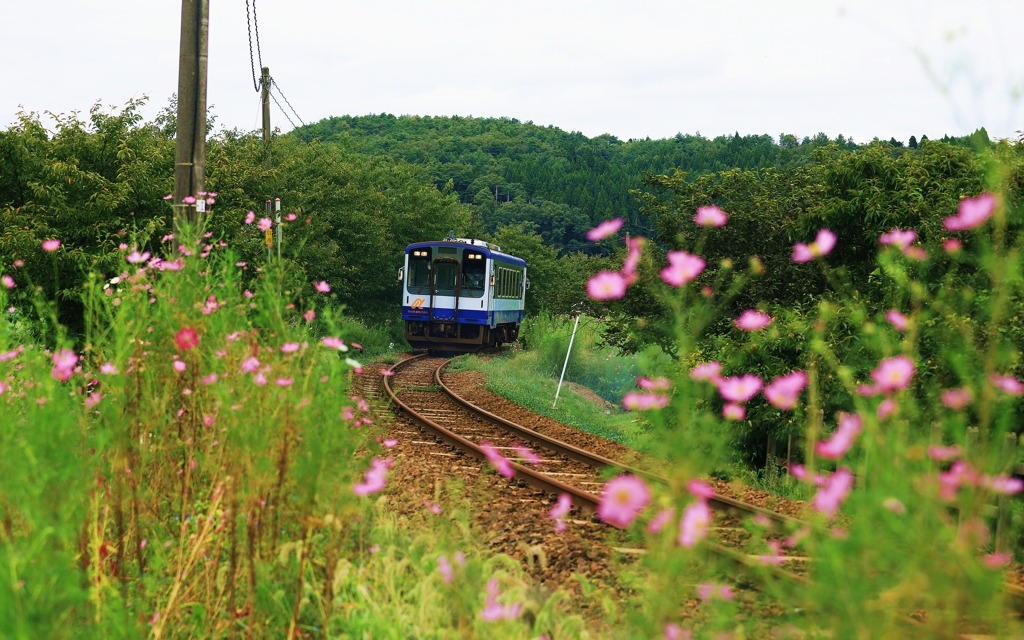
xmin=405 ymin=239 xmax=526 ymax=267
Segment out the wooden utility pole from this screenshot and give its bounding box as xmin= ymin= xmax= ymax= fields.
xmin=172 ymin=0 xmax=210 ymax=235
xmin=261 ymin=66 xmax=271 ymax=143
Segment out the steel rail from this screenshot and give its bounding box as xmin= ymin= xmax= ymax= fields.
xmin=382 ymin=354 xmax=812 ymax=585
xmin=435 ymin=359 xmax=805 ymax=529
xmin=382 ymin=354 xmax=603 ymax=514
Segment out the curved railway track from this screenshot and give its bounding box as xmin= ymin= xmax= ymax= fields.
xmin=364 ymin=351 xmax=1024 ymax=632
xmin=379 ymin=353 xmax=811 ymax=585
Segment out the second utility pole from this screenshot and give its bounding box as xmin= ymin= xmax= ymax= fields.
xmin=261 ymin=66 xmax=271 ymax=143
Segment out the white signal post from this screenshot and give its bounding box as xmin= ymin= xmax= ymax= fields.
xmin=553 ymin=313 xmax=581 ymax=409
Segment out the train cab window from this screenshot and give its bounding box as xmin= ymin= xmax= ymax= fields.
xmin=433 ymin=261 xmax=458 ymax=296
xmin=460 ymin=251 xmax=485 ymax=298
xmin=407 ymin=248 xmax=431 ymax=294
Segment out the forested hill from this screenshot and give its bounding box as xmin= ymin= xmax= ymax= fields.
xmin=294 ymin=115 xmax=860 ymax=253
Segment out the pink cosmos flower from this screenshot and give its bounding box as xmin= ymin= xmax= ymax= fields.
xmin=622 ymin=237 xmax=645 ymax=282
xmin=984 ymin=475 xmax=1024 ymax=495
xmin=200 ymin=373 xmax=219 ymax=385
xmin=285 ymin=213 xmax=297 ymax=221
xmin=85 ymin=392 xmax=102 ymax=409
xmin=763 ymin=370 xmax=807 ymax=410
xmin=253 ymin=371 xmax=267 ymax=386
xmin=244 ymin=211 xmax=256 ymax=224
xmin=816 ymin=412 xmax=862 ymax=460
xmin=587 ymin=271 xmax=628 ymax=300
xmin=512 ymin=442 xmax=543 ymax=465
xmin=174 ymin=327 xmax=199 ymax=351
xmin=126 ymin=250 xmax=151 ymax=264
xmin=883 ymin=498 xmax=906 ymax=516
xmin=664 ymin=623 xmax=690 ymax=640
xmin=990 ymin=374 xmax=1024 ymax=395
xmin=314 ymin=280 xmax=331 ymax=293
xmin=941 ymin=387 xmax=973 ymax=409
xmin=944 ymin=193 xmax=995 ymax=231
xmin=660 ymin=251 xmax=705 ymax=287
xmin=1 ymin=275 xmax=14 ymax=289
xmin=788 ymin=464 xmax=807 ymax=481
xmin=480 ymin=579 xmax=522 ymax=621
xmin=258 ymin=218 xmax=272 ymax=231
xmin=13 ymin=260 xmax=23 ymax=267
xmin=438 ymin=555 xmax=454 ymax=584
xmin=812 ymin=467 xmax=853 ymax=518
xmin=42 ymin=239 xmax=61 ymax=252
xmin=693 ymin=205 xmax=727 ymax=227
xmin=357 ymin=398 xmax=369 ymax=412
xmin=696 ymin=582 xmax=734 ymax=601
xmin=903 ymin=246 xmax=928 ymax=261
xmin=886 ymin=310 xmax=908 ymax=331
xmin=870 ymin=355 xmax=915 ymax=391
xmin=549 ymin=493 xmax=572 ymax=530
xmin=857 ymin=383 xmax=881 ymax=397
xmin=321 ymin=336 xmax=348 ymax=351
xmin=240 ymin=357 xmax=260 ymax=373
xmin=276 ymin=378 xmax=293 ymax=387
xmin=100 ymin=362 xmax=118 ymax=375
xmin=944 ymin=238 xmax=962 ymax=253
xmin=51 ymin=349 xmax=78 ymax=381
xmin=382 ymin=439 xmax=398 ymax=447
xmin=183 ymin=196 xmax=196 ymax=205
xmin=877 ymin=398 xmax=898 ymax=420
xmin=759 ymin=540 xmax=787 ymax=566
xmin=928 ymin=445 xmax=962 ymax=461
xmin=938 ymin=461 xmax=980 ymax=501
xmin=622 ymin=392 xmax=669 ymax=411
xmin=118 ymin=243 xmax=128 ymax=250
xmin=342 ymin=406 xmax=354 ymax=421
xmin=689 ymin=361 xmax=722 ymax=383
xmin=587 ymin=217 xmax=623 ymax=241
xmin=280 ymin=342 xmax=300 ymax=353
xmin=722 ymin=403 xmax=745 ymax=420
xmin=380 ymin=369 xmax=394 ymax=377
xmin=353 ymin=457 xmax=391 ymax=495
xmin=647 ymin=508 xmax=674 ymax=534
xmin=637 ymin=377 xmax=671 ymax=391
xmin=424 ymin=500 xmax=443 ymax=515
xmin=792 ymin=229 xmax=836 ymax=263
xmin=678 ymin=500 xmax=711 ymax=548
xmin=734 ymin=310 xmax=773 ymax=331
xmin=0 ymin=349 xmax=16 ymax=362
xmin=479 ymin=440 xmax=515 ymax=478
xmin=984 ymin=553 xmax=1012 ymax=569
xmin=879 ymin=228 xmax=916 ymax=250
xmin=173 ymin=360 xmax=187 ymax=373
xmin=303 ymin=309 xmax=316 ymax=323
xmin=687 ymin=479 xmax=715 ymax=500
xmin=717 ymin=374 xmax=763 ymax=403
xmin=598 ymin=475 xmax=651 ymax=528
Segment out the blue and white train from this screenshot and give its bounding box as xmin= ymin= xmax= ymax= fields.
xmin=400 ymin=237 xmax=527 ymax=351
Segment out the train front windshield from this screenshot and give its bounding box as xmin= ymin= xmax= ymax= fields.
xmin=407 ymin=248 xmax=431 ymax=294
xmin=433 ymin=262 xmax=458 ymax=296
xmin=461 ymin=251 xmax=485 ymax=298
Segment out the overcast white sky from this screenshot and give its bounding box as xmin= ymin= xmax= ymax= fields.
xmin=5 ymin=1 xmax=1023 ymax=143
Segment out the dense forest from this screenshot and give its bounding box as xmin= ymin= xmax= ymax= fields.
xmin=297 ymin=113 xmax=987 ymax=254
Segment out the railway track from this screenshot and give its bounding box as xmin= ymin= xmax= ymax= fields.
xmin=362 ymin=352 xmax=1024 ymax=635
xmin=379 ymin=353 xmax=811 ymax=585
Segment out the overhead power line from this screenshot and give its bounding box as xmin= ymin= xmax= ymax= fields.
xmin=246 ymin=0 xmax=263 ymax=92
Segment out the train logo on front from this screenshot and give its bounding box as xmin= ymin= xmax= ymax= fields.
xmin=410 ymin=298 xmax=426 ymax=309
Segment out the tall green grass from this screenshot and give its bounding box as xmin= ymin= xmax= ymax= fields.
xmin=0 ymin=223 xmax=560 ymax=639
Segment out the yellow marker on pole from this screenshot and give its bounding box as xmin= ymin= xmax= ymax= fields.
xmin=265 ymin=229 xmax=273 ymax=246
